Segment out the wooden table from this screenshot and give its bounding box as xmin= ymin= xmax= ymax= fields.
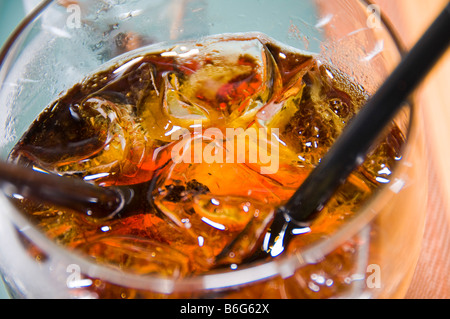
xmin=375 ymin=0 xmax=450 ymax=299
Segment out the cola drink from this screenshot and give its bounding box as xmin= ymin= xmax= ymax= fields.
xmin=8 ymin=33 xmax=404 ymax=298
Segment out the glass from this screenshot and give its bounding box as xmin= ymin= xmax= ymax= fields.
xmin=0 ymin=0 xmax=427 ymax=298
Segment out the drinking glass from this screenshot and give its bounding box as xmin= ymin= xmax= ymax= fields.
xmin=0 ymin=0 xmax=427 ymax=298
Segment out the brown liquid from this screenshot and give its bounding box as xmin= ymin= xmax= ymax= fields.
xmin=8 ymin=33 xmax=405 ymax=298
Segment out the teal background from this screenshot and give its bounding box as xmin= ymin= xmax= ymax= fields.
xmin=0 ymin=0 xmax=26 ymax=299
xmin=0 ymin=0 xmax=25 ymax=51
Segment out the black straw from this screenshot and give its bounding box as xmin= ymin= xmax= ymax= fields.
xmin=284 ymin=2 xmax=450 ymax=224
xmin=265 ymin=3 xmax=450 ymax=255
xmin=0 ymin=161 xmax=123 ymax=219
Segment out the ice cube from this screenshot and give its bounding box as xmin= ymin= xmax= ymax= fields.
xmin=154 ymin=187 xmax=275 ymax=266
xmin=254 ymin=63 xmax=369 ymax=166
xmin=358 ymin=124 xmax=405 ymax=186
xmin=161 ymin=71 xmax=211 ymax=127
xmin=159 ymin=37 xmax=279 ymax=129
xmin=192 ymin=194 xmax=275 ymax=265
xmin=48 ymin=95 xmax=162 ymax=186
xmin=151 ymin=135 xmax=291 ymax=264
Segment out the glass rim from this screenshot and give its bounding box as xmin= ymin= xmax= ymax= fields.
xmin=0 ymin=0 xmax=413 ymax=294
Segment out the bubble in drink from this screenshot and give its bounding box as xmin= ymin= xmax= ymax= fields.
xmin=8 ymin=33 xmax=405 ymax=298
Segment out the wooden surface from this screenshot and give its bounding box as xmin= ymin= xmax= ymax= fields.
xmin=375 ymin=0 xmax=450 ymax=299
